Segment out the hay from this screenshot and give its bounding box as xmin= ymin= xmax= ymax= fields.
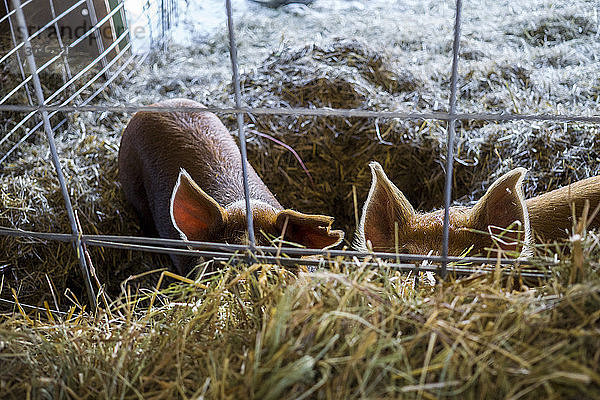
xmin=0 ymin=69 xmax=69 ymax=155
xmin=232 ymin=39 xmax=450 ymax=234
xmin=507 ymin=12 xmax=598 ymax=46
xmin=1 ymin=1 xmax=600 ymax=397
xmin=2 ymin=0 xmax=600 ymax=304
xmin=0 ymin=108 xmax=166 ymax=306
xmin=1 ymin=237 xmax=599 ymax=398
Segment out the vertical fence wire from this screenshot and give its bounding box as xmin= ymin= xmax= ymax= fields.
xmin=225 ymin=0 xmax=256 ymax=251
xmin=2 ymin=0 xmax=33 ymax=105
xmin=160 ymin=0 xmax=165 ymax=50
xmin=85 ymin=0 xmax=110 ymax=78
xmin=143 ymin=0 xmax=154 ymax=49
xmin=159 ymin=0 xmax=174 ymax=51
xmin=440 ymin=0 xmax=463 ymax=279
xmin=10 ymin=0 xmax=97 ymax=310
xmin=47 ymin=0 xmax=75 ymax=86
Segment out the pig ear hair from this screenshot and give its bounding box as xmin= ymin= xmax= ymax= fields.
xmin=170 ymin=169 xmax=225 ymax=241
xmin=355 ymin=161 xmax=415 ymax=251
xmin=470 ymin=167 xmax=532 ymax=255
xmin=275 ymin=210 xmax=345 ymax=249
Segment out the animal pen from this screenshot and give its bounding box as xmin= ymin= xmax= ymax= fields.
xmin=1 ymin=1 xmax=600 ymax=398
xmin=1 ymin=0 xmax=598 ymax=311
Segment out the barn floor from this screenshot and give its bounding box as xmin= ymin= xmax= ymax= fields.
xmin=0 ymin=0 xmax=599 ymax=397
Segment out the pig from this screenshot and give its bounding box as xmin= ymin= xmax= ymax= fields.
xmin=526 ymin=174 xmax=600 ymax=243
xmin=356 ymin=161 xmax=530 ymax=257
xmin=356 ymin=161 xmax=600 ymax=257
xmin=119 ymin=98 xmax=344 ymax=273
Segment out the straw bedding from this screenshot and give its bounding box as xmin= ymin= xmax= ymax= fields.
xmin=0 ymin=0 xmax=599 ymax=397
xmin=1 ymin=0 xmax=598 ymax=308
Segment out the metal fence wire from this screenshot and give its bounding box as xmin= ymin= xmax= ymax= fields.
xmin=1 ymin=0 xmax=585 ymax=311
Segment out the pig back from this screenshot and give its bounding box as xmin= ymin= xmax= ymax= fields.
xmin=118 ymin=99 xmax=282 ymax=240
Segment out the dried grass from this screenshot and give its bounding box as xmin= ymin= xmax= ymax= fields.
xmin=1 ymin=236 xmax=600 ymax=399
xmin=1 ymin=2 xmax=600 ymax=397
xmin=1 ymin=0 xmax=600 ymax=306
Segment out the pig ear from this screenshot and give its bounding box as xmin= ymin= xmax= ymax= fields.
xmin=357 ymin=161 xmax=415 ymax=251
xmin=275 ymin=210 xmax=345 ymax=249
xmin=170 ymin=169 xmax=225 ymax=241
xmin=469 ymin=168 xmax=531 ymax=253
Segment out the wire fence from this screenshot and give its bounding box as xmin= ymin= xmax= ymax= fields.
xmin=0 ymin=0 xmax=589 ymax=312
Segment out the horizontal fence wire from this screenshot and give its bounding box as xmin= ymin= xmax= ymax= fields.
xmin=1 ymin=104 xmax=599 ymax=124
xmin=0 ymin=297 xmax=68 ymax=316
xmin=0 ymin=239 xmax=551 ymax=279
xmin=0 ymin=226 xmax=555 ymax=274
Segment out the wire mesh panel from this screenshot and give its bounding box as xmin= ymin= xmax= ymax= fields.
xmin=1 ymin=0 xmax=598 ymax=312
xmin=0 ymin=0 xmax=175 ymax=308
xmin=0 ymin=0 xmax=134 ymax=161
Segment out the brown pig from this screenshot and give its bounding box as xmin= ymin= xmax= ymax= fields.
xmin=356 ymin=161 xmax=530 ymax=257
xmin=118 ymin=98 xmax=344 ymax=273
xmin=526 ymin=174 xmax=600 ymax=243
xmin=356 ymin=161 xmax=600 ymax=257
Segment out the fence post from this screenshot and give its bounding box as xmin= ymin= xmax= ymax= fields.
xmin=10 ymin=0 xmax=97 ymax=310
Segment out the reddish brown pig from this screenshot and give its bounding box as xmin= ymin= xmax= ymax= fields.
xmin=525 ymin=174 xmax=600 ymax=243
xmin=119 ymin=98 xmax=344 ymax=273
xmin=355 ymin=162 xmax=529 ymax=257
xmin=356 ymin=161 xmax=600 ymax=257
